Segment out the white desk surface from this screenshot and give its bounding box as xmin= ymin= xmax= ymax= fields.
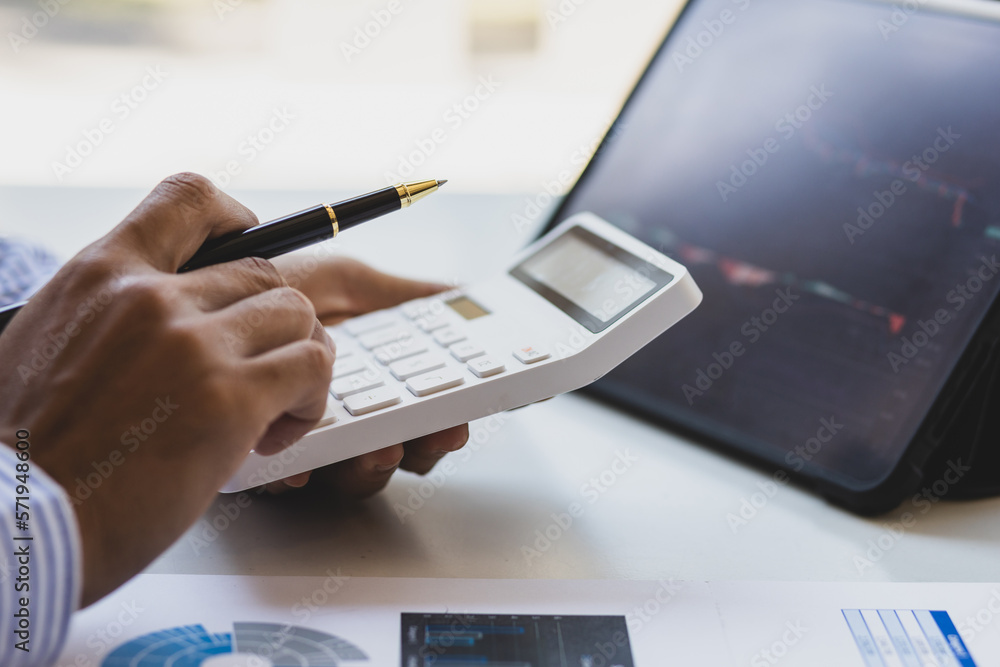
xmin=2 ymin=186 xmax=998 ymax=584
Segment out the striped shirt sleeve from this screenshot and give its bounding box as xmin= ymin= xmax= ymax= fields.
xmin=0 ymin=238 xmax=61 ymax=307
xmin=0 ymin=443 xmax=82 ymax=666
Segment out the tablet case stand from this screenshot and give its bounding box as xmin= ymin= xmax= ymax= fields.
xmin=923 ymin=335 xmax=1000 ymax=501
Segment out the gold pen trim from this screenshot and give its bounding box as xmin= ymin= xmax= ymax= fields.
xmin=324 ymin=204 xmax=339 ymax=237
xmin=395 ymin=183 xmax=414 ymax=208
xmin=395 ymin=180 xmax=443 ymax=208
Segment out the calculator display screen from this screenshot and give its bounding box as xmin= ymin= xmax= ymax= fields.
xmin=511 ymin=226 xmax=673 ymax=333
xmin=447 ymin=295 xmax=490 ymax=320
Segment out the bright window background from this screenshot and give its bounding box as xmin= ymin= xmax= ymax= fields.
xmin=0 ymin=0 xmax=683 ymax=194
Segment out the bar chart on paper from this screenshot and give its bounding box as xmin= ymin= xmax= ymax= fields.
xmin=400 ymin=613 xmax=636 ymax=667
xmin=843 ymin=609 xmax=977 ymax=667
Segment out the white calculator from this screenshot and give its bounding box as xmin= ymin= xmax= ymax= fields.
xmin=221 ymin=212 xmax=702 ymax=492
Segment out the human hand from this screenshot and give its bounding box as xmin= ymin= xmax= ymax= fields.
xmin=0 ymin=173 xmax=334 ymax=606
xmin=266 ymin=254 xmax=470 ymax=498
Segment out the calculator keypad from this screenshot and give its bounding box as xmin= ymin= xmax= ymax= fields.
xmin=314 ymin=296 xmax=545 ymax=428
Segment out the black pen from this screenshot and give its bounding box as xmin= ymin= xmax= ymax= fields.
xmin=0 ymin=179 xmax=446 ymax=332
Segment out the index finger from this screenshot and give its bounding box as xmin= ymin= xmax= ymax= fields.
xmin=111 ymin=172 xmax=260 ymax=273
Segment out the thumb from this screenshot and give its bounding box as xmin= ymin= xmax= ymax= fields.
xmin=110 ymin=173 xmax=259 ymax=273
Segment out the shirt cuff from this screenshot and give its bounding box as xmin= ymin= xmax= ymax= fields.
xmin=0 ymin=441 xmax=83 ymax=666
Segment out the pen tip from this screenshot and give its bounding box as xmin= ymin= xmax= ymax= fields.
xmin=437 ymin=179 xmax=448 ymax=187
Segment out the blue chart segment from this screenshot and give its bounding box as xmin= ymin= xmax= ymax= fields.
xmin=400 ymin=613 xmax=635 ymax=667
xmin=843 ymin=609 xmax=976 ymax=667
xmin=102 ymin=622 xmax=368 ymax=667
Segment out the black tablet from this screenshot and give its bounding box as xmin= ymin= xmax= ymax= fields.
xmin=544 ymin=0 xmax=1000 ymax=513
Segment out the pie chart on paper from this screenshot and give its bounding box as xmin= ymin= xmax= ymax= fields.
xmin=100 ymin=621 xmax=369 ymax=667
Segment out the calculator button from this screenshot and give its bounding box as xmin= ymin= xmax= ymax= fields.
xmin=450 ymin=340 xmax=485 ymax=362
xmin=343 ymin=386 xmax=402 ymax=416
xmin=357 ymin=325 xmax=413 ymax=350
xmin=402 ymin=301 xmax=434 ymax=320
xmin=467 ymin=355 xmax=505 ymax=378
xmin=313 ymin=399 xmax=339 ymax=428
xmin=390 ymin=352 xmax=446 ymax=381
xmin=415 ymin=315 xmax=449 ymax=332
xmin=433 ymin=327 xmax=467 ymax=347
xmin=330 ymin=371 xmax=385 ymax=399
xmin=373 ymin=338 xmax=428 ymax=365
xmin=401 ymin=302 xmax=423 ymax=319
xmin=513 ymin=345 xmax=550 ymax=364
xmin=324 ymin=327 xmax=352 ymax=349
xmin=332 ymin=356 xmax=370 ymax=379
xmin=406 ymin=367 xmax=466 ymax=397
xmin=343 ymin=311 xmax=400 ymax=336
xmin=403 ymin=299 xmax=445 ymax=319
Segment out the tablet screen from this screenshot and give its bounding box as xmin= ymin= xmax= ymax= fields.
xmin=552 ymin=0 xmax=1000 ymax=486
